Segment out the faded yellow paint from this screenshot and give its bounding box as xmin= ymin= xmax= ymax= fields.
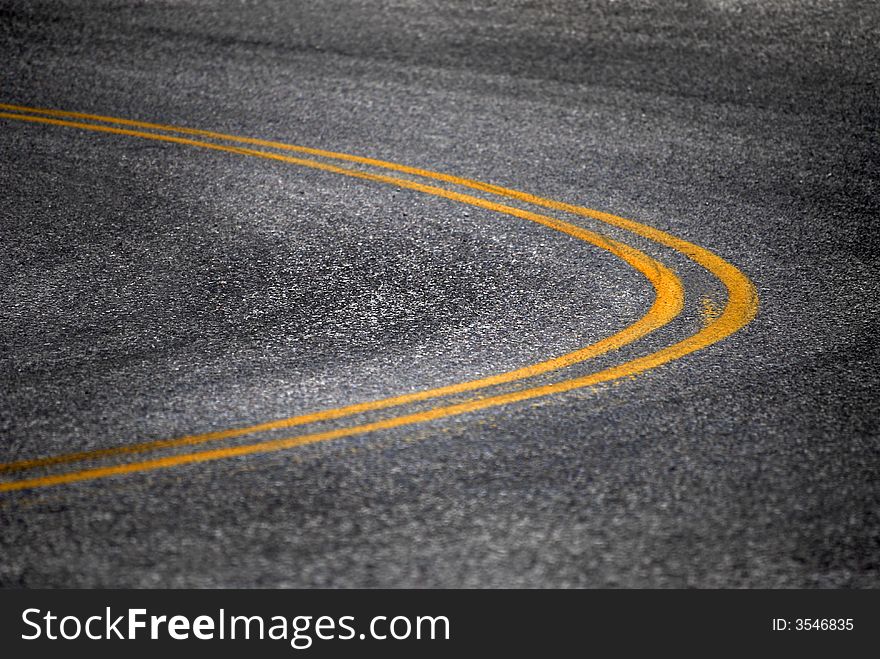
xmin=700 ymin=295 xmax=722 ymax=327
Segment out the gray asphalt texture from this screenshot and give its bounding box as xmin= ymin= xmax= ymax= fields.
xmin=1 ymin=0 xmax=878 ymax=587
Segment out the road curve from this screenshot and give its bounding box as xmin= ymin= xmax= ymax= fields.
xmin=0 ymin=104 xmax=759 ymax=492
xmin=0 ymin=0 xmax=877 ymax=588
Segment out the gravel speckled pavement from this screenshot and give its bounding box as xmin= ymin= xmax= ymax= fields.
xmin=0 ymin=0 xmax=878 ymax=587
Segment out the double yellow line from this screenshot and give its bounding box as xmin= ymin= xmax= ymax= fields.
xmin=0 ymin=103 xmax=757 ymax=492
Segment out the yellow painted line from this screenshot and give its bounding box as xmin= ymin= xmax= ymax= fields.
xmin=0 ymin=277 xmax=755 ymax=492
xmin=0 ymin=103 xmax=756 ymax=340
xmin=0 ymin=109 xmax=684 ymax=476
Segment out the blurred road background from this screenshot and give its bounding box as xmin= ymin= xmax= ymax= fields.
xmin=1 ymin=0 xmax=878 ymax=587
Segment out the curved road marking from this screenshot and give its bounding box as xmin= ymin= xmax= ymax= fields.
xmin=0 ymin=109 xmax=681 ymax=472
xmin=0 ymin=105 xmax=758 ymax=492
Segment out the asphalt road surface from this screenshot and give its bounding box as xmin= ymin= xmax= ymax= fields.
xmin=1 ymin=0 xmax=878 ymax=587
